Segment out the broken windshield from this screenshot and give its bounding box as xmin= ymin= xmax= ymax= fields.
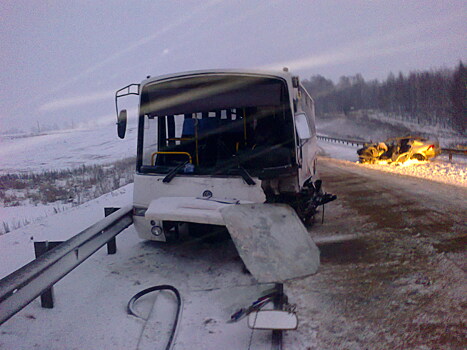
xmin=137 ymin=75 xmax=296 ymax=177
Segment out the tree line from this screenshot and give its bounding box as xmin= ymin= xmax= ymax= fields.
xmin=302 ymin=62 xmax=466 ymax=133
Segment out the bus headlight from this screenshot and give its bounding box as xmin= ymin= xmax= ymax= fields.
xmin=151 ymin=225 xmax=163 ymax=236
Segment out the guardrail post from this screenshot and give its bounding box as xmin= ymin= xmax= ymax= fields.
xmin=449 ymin=152 xmax=452 ymax=162
xmin=104 ymin=207 xmax=120 ymax=254
xmin=34 ymin=241 xmax=63 ymax=308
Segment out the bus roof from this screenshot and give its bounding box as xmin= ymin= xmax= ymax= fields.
xmin=140 ymin=68 xmax=294 ymax=87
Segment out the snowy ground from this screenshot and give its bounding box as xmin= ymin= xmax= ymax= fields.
xmin=0 ymin=185 xmax=275 ymax=349
xmin=0 ymin=124 xmax=136 ymax=234
xmin=317 ymin=139 xmax=467 ymax=187
xmin=0 ymin=123 xmax=137 ymax=174
xmin=1 ymin=127 xmax=466 ymax=349
xmin=0 ymin=120 xmax=278 ymax=348
xmin=1 ymin=155 xmax=465 ymax=349
xmin=0 ymin=203 xmax=72 ymax=234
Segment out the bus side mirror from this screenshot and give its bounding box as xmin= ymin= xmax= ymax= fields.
xmin=117 ymin=109 xmax=127 ymax=139
xmin=295 ymin=113 xmax=311 ymax=141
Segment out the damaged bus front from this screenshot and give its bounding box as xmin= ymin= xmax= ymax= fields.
xmin=116 ymin=69 xmax=334 ymax=245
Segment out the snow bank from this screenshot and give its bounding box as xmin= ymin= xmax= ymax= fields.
xmin=318 ymin=139 xmax=466 ymax=187
xmin=359 ymin=158 xmax=466 ymax=187
xmin=0 ymin=203 xmax=72 ymax=235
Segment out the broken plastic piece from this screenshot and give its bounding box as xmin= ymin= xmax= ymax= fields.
xmin=221 ymin=203 xmax=320 ymax=283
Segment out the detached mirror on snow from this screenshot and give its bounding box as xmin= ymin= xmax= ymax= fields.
xmin=248 ymin=310 xmax=298 ymax=330
xmin=117 ymin=109 xmax=127 ymax=139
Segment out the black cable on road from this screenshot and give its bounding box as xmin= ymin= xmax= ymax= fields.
xmin=127 ymin=285 xmax=182 ymax=350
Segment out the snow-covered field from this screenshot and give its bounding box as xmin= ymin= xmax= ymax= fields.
xmin=0 ymin=123 xmax=137 ymax=174
xmin=0 ymin=124 xmax=136 ymax=234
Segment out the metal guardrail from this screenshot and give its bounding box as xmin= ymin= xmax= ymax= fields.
xmin=442 ymin=148 xmax=467 ymax=161
xmin=317 ymin=135 xmax=467 ymax=160
xmin=316 ymin=135 xmax=367 ymax=146
xmin=442 ymin=148 xmax=467 ymax=155
xmin=0 ymin=205 xmax=133 ymax=325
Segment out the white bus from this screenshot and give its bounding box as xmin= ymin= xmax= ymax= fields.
xmin=116 ymin=69 xmax=334 ymax=242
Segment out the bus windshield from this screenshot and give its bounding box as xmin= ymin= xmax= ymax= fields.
xmin=138 ymin=74 xmax=296 ymax=177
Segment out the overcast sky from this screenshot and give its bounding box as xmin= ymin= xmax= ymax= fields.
xmin=0 ymin=0 xmax=465 ymax=132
